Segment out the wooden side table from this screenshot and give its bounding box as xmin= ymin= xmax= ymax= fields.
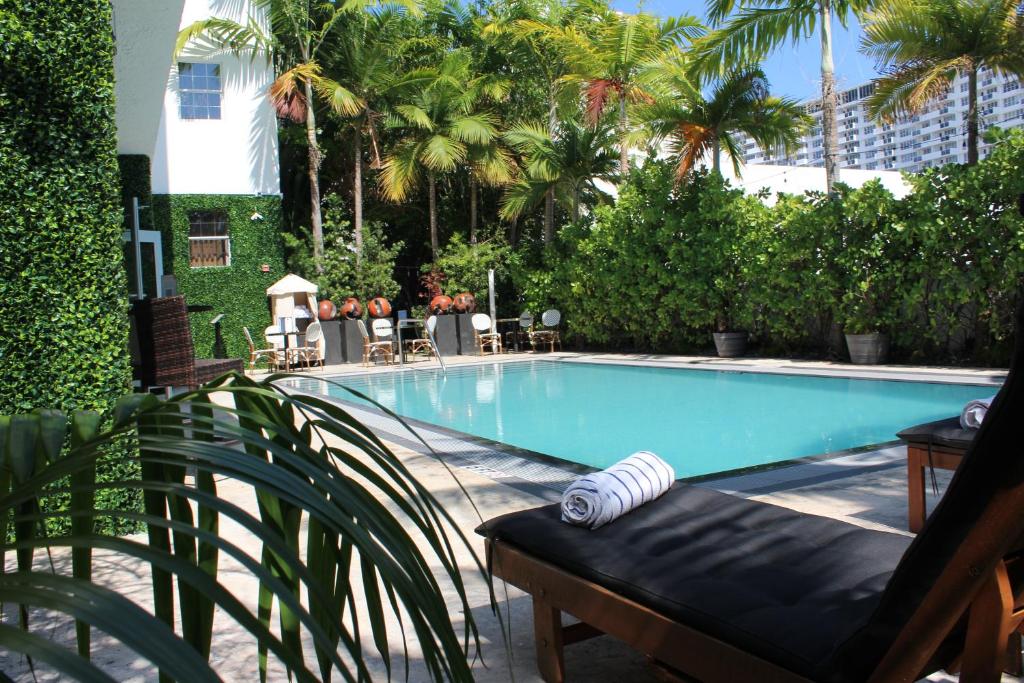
xmin=897 ymin=417 xmax=976 ymax=533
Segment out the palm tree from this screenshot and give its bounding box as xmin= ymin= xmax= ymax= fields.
xmin=379 ymin=51 xmax=511 ymax=259
xmin=641 ymin=67 xmax=809 ymax=182
xmin=698 ymin=0 xmax=870 ymax=193
xmin=176 ymin=0 xmax=415 ymax=269
xmin=529 ymin=9 xmax=704 ymax=177
xmin=860 ymin=0 xmax=1024 ymax=164
xmin=320 ymin=9 xmax=428 ymax=261
xmin=500 ymin=118 xmax=618 ymax=232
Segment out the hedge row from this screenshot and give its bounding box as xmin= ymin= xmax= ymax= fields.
xmin=152 ymin=193 xmax=287 ymax=361
xmin=0 ymin=1 xmax=138 ymax=533
xmin=518 ymin=130 xmax=1024 ymax=366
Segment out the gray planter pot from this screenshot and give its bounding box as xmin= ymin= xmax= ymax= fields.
xmin=712 ymin=332 xmax=747 ymax=358
xmin=845 ymin=332 xmax=889 ymax=365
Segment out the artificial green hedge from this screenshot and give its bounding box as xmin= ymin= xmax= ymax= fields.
xmin=152 ymin=194 xmax=286 ymax=360
xmin=118 ymin=154 xmax=153 ymax=230
xmin=0 ymin=0 xmax=138 ymax=534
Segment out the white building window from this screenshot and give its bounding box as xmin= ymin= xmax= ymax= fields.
xmin=189 ymin=211 xmax=231 ymax=267
xmin=178 ymin=63 xmax=222 ymax=120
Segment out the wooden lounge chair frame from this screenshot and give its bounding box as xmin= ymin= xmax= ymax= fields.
xmin=488 ymin=304 xmax=1024 ymax=682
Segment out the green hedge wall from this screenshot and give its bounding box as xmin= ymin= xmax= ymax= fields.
xmin=118 ymin=154 xmax=153 ymax=230
xmin=152 ymin=194 xmax=286 ymax=360
xmin=0 ymin=0 xmax=138 ymax=534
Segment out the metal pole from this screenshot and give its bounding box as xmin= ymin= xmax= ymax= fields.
xmin=488 ymin=269 xmax=497 ymax=334
xmin=131 ymin=197 xmax=145 ymax=299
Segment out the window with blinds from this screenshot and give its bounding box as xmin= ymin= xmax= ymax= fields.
xmin=188 ymin=211 xmax=230 ymax=267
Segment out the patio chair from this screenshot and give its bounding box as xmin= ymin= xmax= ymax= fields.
xmin=472 ymin=313 xmax=502 ymax=355
xmin=136 ymin=295 xmax=243 ymax=392
xmin=243 ymin=326 xmax=285 ymax=371
xmin=505 ymin=311 xmax=533 ymax=351
xmin=406 ymin=316 xmax=437 ymax=359
xmin=529 ymin=309 xmax=561 ymax=352
xmin=291 ymin=321 xmax=323 ymax=370
xmin=357 ymin=319 xmax=393 ymax=366
xmin=479 ymin=302 xmax=1024 ymax=683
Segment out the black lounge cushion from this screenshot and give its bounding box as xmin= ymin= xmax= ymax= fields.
xmin=479 ymin=485 xmax=912 ymax=680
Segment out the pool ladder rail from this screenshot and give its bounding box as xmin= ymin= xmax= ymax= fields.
xmin=397 ymin=318 xmax=447 ymax=378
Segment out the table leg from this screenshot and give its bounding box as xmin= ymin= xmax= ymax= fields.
xmin=907 ymin=446 xmax=927 ymax=533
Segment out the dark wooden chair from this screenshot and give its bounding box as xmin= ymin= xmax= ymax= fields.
xmin=133 ymin=295 xmax=242 ymax=391
xmin=480 ymin=303 xmax=1024 ymax=683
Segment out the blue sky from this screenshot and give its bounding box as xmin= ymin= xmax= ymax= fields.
xmin=611 ymin=0 xmax=881 ymax=101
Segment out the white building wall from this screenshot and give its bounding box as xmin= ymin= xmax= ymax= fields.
xmin=737 ymin=69 xmax=1024 ymax=174
xmin=112 ymin=0 xmax=280 ymax=196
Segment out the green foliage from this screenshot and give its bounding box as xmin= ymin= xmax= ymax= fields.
xmin=117 ymin=155 xmax=153 ymax=230
xmin=152 ymin=194 xmax=286 ymax=360
xmin=517 ymin=132 xmax=1024 ymax=365
xmin=1 ymin=376 xmax=488 ymax=680
xmin=284 ymin=194 xmax=404 ymax=302
xmin=430 ymin=232 xmax=512 ymax=297
xmin=0 ymin=0 xmax=138 ymax=534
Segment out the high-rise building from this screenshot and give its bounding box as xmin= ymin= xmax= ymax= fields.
xmin=736 ymin=68 xmax=1024 ymax=173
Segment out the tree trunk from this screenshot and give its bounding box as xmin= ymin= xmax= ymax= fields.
xmin=818 ymin=0 xmax=840 ymax=194
xmin=543 ymin=188 xmax=555 ymax=242
xmin=353 ymin=128 xmax=363 ymax=264
xmin=572 ymin=187 xmax=580 ymax=222
xmin=470 ymin=176 xmax=478 ymax=244
xmin=429 ymin=173 xmax=439 ymax=261
xmin=618 ymin=95 xmax=629 ymax=177
xmin=304 ymin=77 xmax=324 ymax=272
xmin=712 ymin=137 xmax=721 ymax=175
xmin=967 ymin=64 xmax=979 ymax=164
xmin=509 ymin=216 xmax=519 ymax=247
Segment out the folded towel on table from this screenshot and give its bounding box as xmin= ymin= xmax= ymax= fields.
xmin=961 ymin=396 xmax=996 ymax=429
xmin=561 ymin=451 xmax=676 ymax=529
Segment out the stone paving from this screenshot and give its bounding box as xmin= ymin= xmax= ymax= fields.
xmin=1 ymin=352 xmax=1010 ymax=681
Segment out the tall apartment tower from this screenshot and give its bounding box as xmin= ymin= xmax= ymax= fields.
xmin=737 ymin=68 xmax=1024 ymax=173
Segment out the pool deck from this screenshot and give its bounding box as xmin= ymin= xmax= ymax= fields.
xmin=2 ymin=352 xmax=1009 ymax=681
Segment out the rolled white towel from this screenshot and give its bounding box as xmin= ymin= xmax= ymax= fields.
xmin=561 ymin=451 xmax=676 ymax=529
xmin=960 ymin=396 xmax=996 ymax=429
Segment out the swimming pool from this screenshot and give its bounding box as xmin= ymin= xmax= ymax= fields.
xmin=297 ymin=360 xmax=997 ymax=478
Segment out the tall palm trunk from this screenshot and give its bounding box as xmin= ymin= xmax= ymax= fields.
xmin=712 ymin=138 xmax=721 ymax=175
xmin=618 ymin=95 xmax=629 ymax=176
xmin=818 ymin=0 xmax=840 ymax=194
xmin=353 ymin=129 xmax=363 ymax=264
xmin=571 ymin=186 xmax=581 ymax=222
xmin=470 ymin=176 xmax=478 ymax=244
xmin=966 ymin=64 xmax=979 ymax=164
xmin=543 ymin=189 xmax=555 ymax=242
xmin=428 ymin=173 xmax=439 ymax=261
xmin=303 ymin=77 xmax=324 ymax=272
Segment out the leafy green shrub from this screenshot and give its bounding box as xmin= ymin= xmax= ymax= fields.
xmin=284 ymin=194 xmax=403 ymax=303
xmin=430 ymin=232 xmax=512 ymax=297
xmin=0 ymin=0 xmax=139 ymax=533
xmin=152 ymin=193 xmax=286 ymax=360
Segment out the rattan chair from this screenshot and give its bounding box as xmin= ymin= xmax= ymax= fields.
xmin=472 ymin=313 xmax=502 ymax=355
xmin=529 ymin=309 xmax=561 ymax=352
xmin=505 ymin=311 xmax=533 ymax=351
xmin=243 ymin=326 xmax=285 ymax=371
xmin=357 ymin=319 xmax=394 ymax=366
xmin=291 ymin=321 xmax=323 ymax=370
xmin=406 ymin=316 xmax=436 ymax=359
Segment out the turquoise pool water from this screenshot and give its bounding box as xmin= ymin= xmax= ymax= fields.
xmin=301 ymin=361 xmax=997 ymax=478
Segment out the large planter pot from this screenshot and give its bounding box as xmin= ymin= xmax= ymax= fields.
xmin=712 ymin=332 xmax=747 ymax=358
xmin=845 ymin=332 xmax=889 ymax=365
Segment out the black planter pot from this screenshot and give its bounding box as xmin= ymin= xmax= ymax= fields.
xmin=845 ymin=332 xmax=889 ymax=365
xmin=712 ymin=332 xmax=747 ymax=358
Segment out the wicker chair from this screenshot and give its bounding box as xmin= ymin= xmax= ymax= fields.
xmin=291 ymin=321 xmax=324 ymax=370
xmin=529 ymin=309 xmax=561 ymax=352
xmin=357 ymin=319 xmax=394 ymax=366
xmin=243 ymin=326 xmax=285 ymax=371
xmin=135 ymin=295 xmax=243 ymax=391
xmin=472 ymin=313 xmax=502 ymax=355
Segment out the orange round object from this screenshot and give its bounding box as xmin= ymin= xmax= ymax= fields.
xmin=367 ymin=297 xmax=392 ymax=318
xmin=452 ymin=292 xmax=476 ymax=313
xmin=318 ymin=299 xmax=337 ymax=320
xmin=339 ymin=297 xmax=362 ymax=320
xmin=429 ymin=295 xmax=453 ymax=315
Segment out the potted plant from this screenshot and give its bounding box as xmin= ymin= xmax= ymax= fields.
xmin=840 ymin=274 xmax=893 ymax=364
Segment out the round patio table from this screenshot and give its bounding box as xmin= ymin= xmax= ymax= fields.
xmin=265 ymin=329 xmax=305 ymax=371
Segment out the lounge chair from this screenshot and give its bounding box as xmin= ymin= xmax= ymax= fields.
xmin=357 ymin=319 xmax=393 ymax=366
xmin=529 ymin=309 xmax=561 ymax=352
xmin=479 ymin=304 xmax=1024 ymax=683
xmin=243 ymin=326 xmax=285 ymax=371
xmin=472 ymin=313 xmax=502 ymax=355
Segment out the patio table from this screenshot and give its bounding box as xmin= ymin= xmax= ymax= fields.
xmin=897 ymin=417 xmax=975 ymax=533
xmin=265 ymin=329 xmax=305 ymax=371
xmin=496 ymin=317 xmax=524 ymax=352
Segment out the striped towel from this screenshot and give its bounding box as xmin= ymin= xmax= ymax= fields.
xmin=961 ymin=396 xmax=996 ymax=429
xmin=561 ymin=451 xmax=676 ymax=529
